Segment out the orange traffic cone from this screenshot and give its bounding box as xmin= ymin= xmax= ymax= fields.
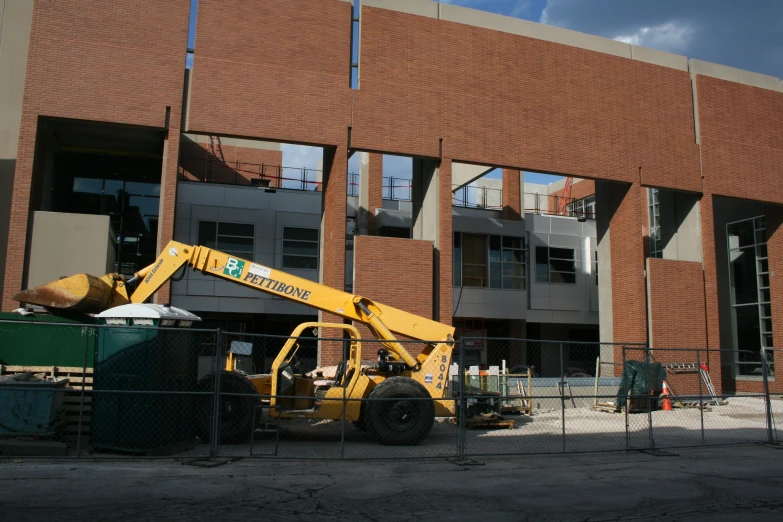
xmin=661 ymin=380 xmax=673 ymax=411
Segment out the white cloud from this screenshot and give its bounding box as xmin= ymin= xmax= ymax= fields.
xmin=613 ymin=22 xmax=695 ymax=53
xmin=280 ymin=143 xmax=322 ymax=171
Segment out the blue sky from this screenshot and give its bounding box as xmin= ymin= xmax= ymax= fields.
xmin=187 ymin=0 xmax=782 ymax=185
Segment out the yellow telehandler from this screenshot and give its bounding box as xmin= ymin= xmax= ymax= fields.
xmin=14 ymin=241 xmax=456 ymax=445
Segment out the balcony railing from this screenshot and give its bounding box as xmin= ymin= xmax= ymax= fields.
xmin=179 ymin=157 xmax=321 ymax=191
xmin=452 ymin=185 xmax=503 ymax=210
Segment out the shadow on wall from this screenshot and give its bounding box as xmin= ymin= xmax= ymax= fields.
xmin=178 ymin=135 xmax=280 ymax=187
xmin=0 ymin=159 xmax=15 ymax=301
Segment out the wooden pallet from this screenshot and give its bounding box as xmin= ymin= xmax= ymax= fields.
xmin=466 ymin=419 xmax=515 ymax=430
xmin=0 ymin=365 xmax=93 ymax=444
xmin=593 ymin=402 xmax=620 ymax=413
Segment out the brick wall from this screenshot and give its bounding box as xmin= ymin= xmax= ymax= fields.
xmin=368 ymin=153 xmax=383 ymax=234
xmin=438 ymin=158 xmax=453 ymax=325
xmin=550 ymin=179 xmax=596 ymax=202
xmin=698 ymin=76 xmax=783 ymax=203
xmin=502 ymin=169 xmax=521 ymax=220
xmin=647 ymin=258 xmax=711 ymax=396
xmin=188 ymin=0 xmax=352 ymax=146
xmin=179 ymin=137 xmax=283 ymax=187
xmin=354 ymin=6 xmax=701 ymax=192
xmin=2 ymin=0 xmax=190 ymax=311
xmin=350 ymin=235 xmax=434 ymax=362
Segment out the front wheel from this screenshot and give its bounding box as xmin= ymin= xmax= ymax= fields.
xmin=365 ymin=377 xmax=435 ymax=446
xmin=196 ymin=371 xmax=258 ymax=444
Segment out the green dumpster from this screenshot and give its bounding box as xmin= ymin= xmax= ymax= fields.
xmin=0 ymin=312 xmax=96 ymax=368
xmin=90 ymin=304 xmax=202 ymax=455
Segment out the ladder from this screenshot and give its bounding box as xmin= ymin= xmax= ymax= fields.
xmin=557 ymin=177 xmax=573 ymax=215
xmin=662 ymin=362 xmax=723 ymax=406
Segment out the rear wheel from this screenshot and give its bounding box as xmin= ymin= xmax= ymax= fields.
xmin=196 ymin=372 xmax=258 ymax=444
xmin=365 ymin=377 xmax=435 ymax=446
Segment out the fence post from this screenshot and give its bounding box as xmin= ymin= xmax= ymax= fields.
xmin=458 ymin=341 xmax=466 ymax=459
xmin=76 ymin=326 xmax=91 ymax=458
xmin=210 ymin=328 xmax=223 ymax=459
xmin=559 ymin=342 xmax=566 ymax=453
xmin=761 ymin=347 xmax=774 ymax=444
xmin=645 ymin=343 xmax=655 ymax=451
xmin=623 ymin=346 xmax=630 ymax=451
xmin=696 ymin=349 xmax=707 ymax=443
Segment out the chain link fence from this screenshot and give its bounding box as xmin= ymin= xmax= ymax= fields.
xmin=1 ymin=320 xmax=780 ymax=460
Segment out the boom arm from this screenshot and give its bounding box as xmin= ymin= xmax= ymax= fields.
xmin=18 ymin=241 xmax=454 ymax=369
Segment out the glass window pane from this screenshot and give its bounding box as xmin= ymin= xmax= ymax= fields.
xmin=549 ymin=247 xmax=574 ymax=260
xmin=283 ymin=255 xmax=317 ymax=269
xmin=729 ymin=249 xmax=758 ymax=304
xmin=284 ymin=227 xmax=319 ymax=241
xmin=550 ymin=271 xmax=576 ymax=284
xmin=198 ymin=221 xmax=217 ymax=248
xmin=453 ymin=232 xmax=462 ymax=287
xmin=489 ymin=262 xmax=501 ymax=288
xmin=550 ymin=259 xmax=575 ymax=273
xmin=463 ymin=234 xmax=487 ymax=265
xmin=218 ymin=222 xmax=254 ymax=237
xmin=535 ymin=265 xmax=549 ymax=283
xmin=733 ymin=304 xmax=762 ymax=376
xmin=504 ymin=277 xmax=524 ymax=290
xmin=125 ymin=182 xmax=161 ymax=197
xmin=503 ymin=236 xmax=522 ymax=249
xmin=502 ymin=250 xmax=524 ymax=263
xmin=73 ymin=178 xmax=103 ymax=194
xmin=128 ymin=196 xmax=160 ymax=217
xmin=503 ymin=263 xmax=525 ymax=277
xmin=283 ymin=240 xmax=318 ymax=256
xmin=727 ymin=221 xmax=756 ymax=250
xmin=489 ymin=235 xmax=501 ymax=250
xmin=217 ymin=236 xmax=254 ymax=252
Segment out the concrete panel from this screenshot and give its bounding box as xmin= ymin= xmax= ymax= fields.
xmin=550 ymin=296 xmax=584 ymax=312
xmin=375 ymin=209 xmax=412 ymax=229
xmin=689 ymin=59 xmax=782 ymax=92
xmin=549 ymin=218 xmax=582 ymax=237
xmin=214 ymin=279 xmax=261 ymax=298
xmin=630 ymin=46 xmax=688 ymax=72
xmin=186 ymin=279 xmax=215 ymax=296
xmin=170 ymin=295 xmax=220 ymax=311
xmin=452 ymin=163 xmax=493 ymax=189
xmin=582 ymin=219 xmax=597 ymax=237
xmin=453 ymin=216 xmax=526 ymax=236
xmin=675 ymin=194 xmax=703 ymax=263
xmin=530 ymin=295 xmax=551 ymax=310
xmin=217 ymin=207 xmax=261 ymax=224
xmin=363 ymin=0 xmax=438 ymax=18
xmin=223 ymin=187 xmax=272 ymax=210
xmin=180 ymin=185 xmax=226 ymax=206
xmin=219 ymin=297 xmax=264 ymax=314
xmin=547 ymin=234 xmax=582 ymax=249
xmin=189 ymin=205 xmax=220 ymax=221
xmin=26 ymin=212 xmax=115 ymax=290
xmin=595 ymin=181 xmax=614 ymax=344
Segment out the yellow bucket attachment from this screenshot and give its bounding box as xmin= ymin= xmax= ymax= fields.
xmin=13 ymin=273 xmax=129 ymax=314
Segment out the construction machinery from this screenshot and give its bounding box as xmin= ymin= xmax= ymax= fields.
xmin=13 ymin=241 xmax=456 ymax=446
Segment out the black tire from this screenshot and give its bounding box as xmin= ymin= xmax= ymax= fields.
xmin=353 ymin=401 xmax=369 ymax=432
xmin=365 ymin=376 xmax=435 ymax=446
xmin=196 ymin=372 xmax=258 ymax=444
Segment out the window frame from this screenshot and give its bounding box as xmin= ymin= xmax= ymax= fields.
xmin=198 ymin=220 xmax=255 ymax=260
xmin=453 ymin=232 xmax=526 ymax=290
xmin=282 ymin=226 xmax=319 ymax=270
xmin=535 ymin=246 xmax=577 ymax=285
xmin=648 ymin=188 xmax=663 ymax=259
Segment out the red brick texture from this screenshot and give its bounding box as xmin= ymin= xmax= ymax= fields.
xmin=318 ymin=145 xmax=349 ymax=365
xmin=2 ymin=0 xmax=190 ymax=311
xmin=350 ymin=235 xmax=434 ymax=362
xmin=368 ymin=153 xmax=383 ymax=234
xmin=647 ymin=258 xmax=714 ymax=396
xmin=501 ymin=169 xmax=521 ymax=221
xmin=438 ymin=158 xmax=453 ymax=325
xmin=698 ymin=76 xmax=783 ymax=204
xmin=353 ymin=6 xmax=702 ymax=192
xmin=179 ymin=138 xmax=283 ymax=187
xmin=187 ymin=0 xmax=353 ymax=147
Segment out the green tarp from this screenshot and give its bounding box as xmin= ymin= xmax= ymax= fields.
xmin=616 ymin=360 xmax=666 ymax=407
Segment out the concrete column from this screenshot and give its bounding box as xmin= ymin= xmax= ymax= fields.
xmin=0 ymin=0 xmax=34 ymax=311
xmin=502 ymin=168 xmax=522 ymax=220
xmin=357 ymin=152 xmax=383 ymax=235
xmin=412 ymin=158 xmax=440 ymax=243
xmin=317 ymin=144 xmax=348 ymax=366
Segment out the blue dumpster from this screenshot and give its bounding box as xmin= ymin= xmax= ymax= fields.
xmin=0 ymin=377 xmax=69 ymax=435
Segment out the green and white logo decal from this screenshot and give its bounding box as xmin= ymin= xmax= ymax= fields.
xmin=223 ymin=257 xmax=245 ymax=279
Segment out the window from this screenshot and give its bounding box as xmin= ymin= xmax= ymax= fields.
xmin=198 ymin=221 xmax=254 ymax=259
xmin=567 ymin=195 xmax=596 ymax=220
xmin=282 ymin=227 xmax=319 ymax=269
xmin=453 ymin=232 xmax=526 ymax=290
xmin=461 ymin=233 xmax=487 ymax=287
xmin=648 ymin=188 xmax=662 ymax=258
xmin=594 ymin=251 xmax=598 ymax=285
xmin=536 ymin=247 xmax=576 ymax=284
xmin=727 ymin=216 xmax=774 ymax=378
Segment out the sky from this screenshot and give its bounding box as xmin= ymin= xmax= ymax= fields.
xmin=186 ymin=0 xmax=782 ymax=185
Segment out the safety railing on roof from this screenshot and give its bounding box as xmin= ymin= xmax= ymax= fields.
xmin=179 ymin=157 xmax=321 ymax=192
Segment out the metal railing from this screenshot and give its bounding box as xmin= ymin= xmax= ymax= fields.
xmin=452 ymin=185 xmax=503 ymax=210
xmin=179 ymin=157 xmax=321 ymax=191
xmin=383 ymin=176 xmax=411 ymax=201
xmin=0 ymin=319 xmax=779 ymax=461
